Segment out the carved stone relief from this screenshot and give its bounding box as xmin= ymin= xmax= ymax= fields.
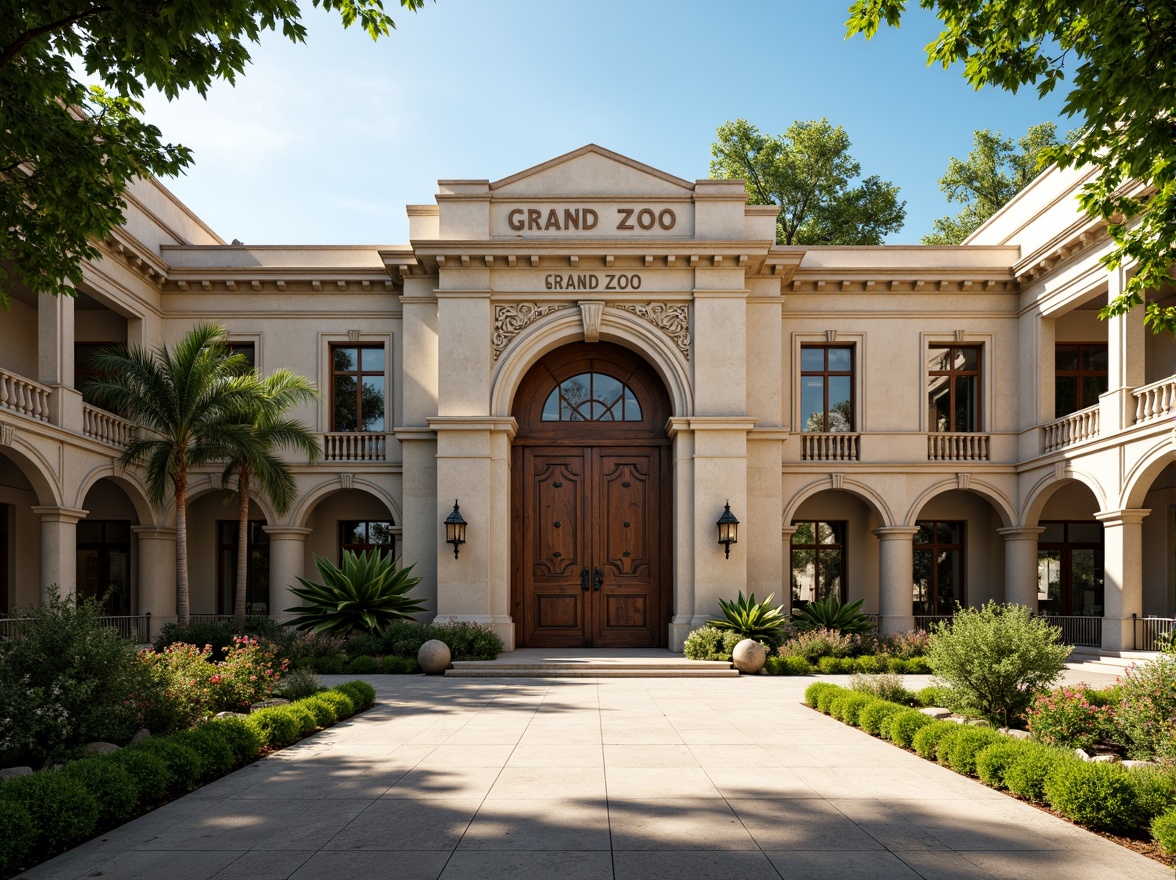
xmin=613 ymin=302 xmax=691 ymax=360
xmin=492 ymin=303 xmax=570 ymax=359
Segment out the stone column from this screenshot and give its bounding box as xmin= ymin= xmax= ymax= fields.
xmin=873 ymin=527 xmax=918 ymax=635
xmin=667 ymin=423 xmax=695 ymax=651
xmin=32 ymin=506 xmax=87 ymax=602
xmin=781 ymin=525 xmax=797 ymax=617
xmin=133 ymin=526 xmax=176 ymax=636
xmin=395 ymin=428 xmax=438 ymax=618
xmin=264 ymin=526 xmax=313 ymax=623
xmin=998 ymin=526 xmax=1045 ymax=609
xmin=1096 ymin=509 xmax=1149 ymax=650
xmin=1101 ymin=267 xmax=1146 ymax=432
xmin=37 ymin=292 xmax=83 ymax=432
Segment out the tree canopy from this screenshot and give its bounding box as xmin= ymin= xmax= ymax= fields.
xmin=923 ymin=122 xmax=1061 ymax=245
xmin=709 ymin=118 xmax=906 ymax=246
xmin=0 ymin=1 xmax=428 ymax=308
xmin=846 ymin=0 xmax=1176 ymax=333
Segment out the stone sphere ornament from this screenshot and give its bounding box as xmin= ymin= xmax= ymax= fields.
xmin=731 ymin=638 xmax=767 ymax=674
xmin=417 ymin=639 xmax=452 ymax=675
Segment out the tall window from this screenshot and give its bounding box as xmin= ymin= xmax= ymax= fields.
xmin=217 ymin=521 xmax=270 ymax=615
xmin=76 ymin=520 xmax=131 ymax=615
xmin=1055 ymin=343 xmax=1107 ymax=416
xmin=340 ymin=520 xmax=396 ymax=563
xmin=800 ymin=346 xmax=853 ymax=432
xmin=913 ymin=521 xmax=965 ymax=615
xmin=1037 ymin=521 xmax=1104 ymax=616
xmin=331 ymin=345 xmax=385 ymax=432
xmin=927 ymin=345 xmax=981 ymax=432
xmin=790 ymin=521 xmax=847 ymax=605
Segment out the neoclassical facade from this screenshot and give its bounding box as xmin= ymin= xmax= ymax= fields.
xmin=0 ymin=145 xmax=1172 ymax=652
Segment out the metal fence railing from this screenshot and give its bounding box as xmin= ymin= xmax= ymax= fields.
xmin=913 ymin=615 xmax=954 ymax=632
xmin=1038 ymin=614 xmax=1102 ymax=648
xmin=1134 ymin=616 xmax=1175 ymax=652
xmin=0 ymin=613 xmax=151 ymax=643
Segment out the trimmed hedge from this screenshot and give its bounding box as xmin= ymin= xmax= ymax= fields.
xmin=0 ymin=770 xmax=99 ymax=855
xmin=804 ymin=680 xmax=840 ymax=710
xmin=59 ymin=757 xmax=138 ymax=823
xmin=859 ymin=701 xmax=904 ymax=737
xmin=975 ymin=741 xmax=1024 ymax=788
xmin=1153 ymin=809 xmax=1176 ymax=855
xmin=912 ymin=720 xmax=956 ymax=760
xmin=888 ymin=709 xmax=934 ymax=748
xmin=1045 ymin=760 xmax=1145 ymax=833
xmin=1004 ymin=742 xmax=1073 ymax=803
xmin=0 ymin=800 xmax=35 ymax=875
xmin=942 ymin=727 xmax=1001 ymax=776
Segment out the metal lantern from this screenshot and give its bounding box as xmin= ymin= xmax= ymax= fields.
xmin=444 ymin=499 xmax=467 ymax=559
xmin=717 ymin=501 xmax=739 ymax=559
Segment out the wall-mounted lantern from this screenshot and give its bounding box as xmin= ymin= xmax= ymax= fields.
xmin=444 ymin=499 xmax=467 ymax=559
xmin=717 ymin=501 xmax=739 ymax=559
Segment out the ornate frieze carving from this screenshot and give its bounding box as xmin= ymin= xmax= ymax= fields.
xmin=492 ymin=303 xmax=570 ymax=359
xmin=614 ymin=302 xmax=691 ymax=360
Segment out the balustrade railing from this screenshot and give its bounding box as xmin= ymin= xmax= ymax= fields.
xmin=801 ymin=432 xmax=860 ymax=461
xmin=1134 ymin=616 xmax=1175 ymax=652
xmin=323 ymin=432 xmax=387 ymax=462
xmin=83 ymin=404 xmax=137 ymax=448
xmin=927 ymin=433 xmax=989 ymax=461
xmin=0 ymin=368 xmax=52 ymax=422
xmin=1041 ymin=405 xmax=1099 ymax=453
xmin=1134 ymin=376 xmax=1176 ymax=426
xmin=1038 ymin=614 xmax=1102 ymax=648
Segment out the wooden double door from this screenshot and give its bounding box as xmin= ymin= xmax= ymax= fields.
xmin=516 ymin=445 xmax=667 ymax=648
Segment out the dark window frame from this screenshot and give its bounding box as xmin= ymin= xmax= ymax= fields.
xmin=76 ymin=519 xmax=132 ymax=615
xmin=540 ymin=372 xmax=644 ymax=422
xmin=928 ymin=344 xmax=982 ymax=432
xmin=1054 ymin=342 xmax=1108 ymax=416
xmin=216 ymin=520 xmax=270 ymax=615
xmin=800 ymin=344 xmax=855 ymax=432
xmin=789 ymin=520 xmax=848 ymax=604
xmin=1037 ymin=520 xmax=1105 ymax=617
xmin=339 ymin=520 xmax=397 ymax=564
xmin=330 ymin=344 xmax=386 ymax=433
xmin=913 ymin=520 xmax=966 ymax=615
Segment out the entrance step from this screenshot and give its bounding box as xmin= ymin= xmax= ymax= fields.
xmin=1066 ymin=647 xmax=1159 ymax=676
xmin=445 ymin=648 xmax=739 ymax=678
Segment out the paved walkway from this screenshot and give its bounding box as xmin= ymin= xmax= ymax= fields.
xmin=22 ymin=674 xmax=1168 ymax=880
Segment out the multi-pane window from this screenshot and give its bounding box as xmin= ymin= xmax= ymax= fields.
xmin=800 ymin=346 xmax=853 ymax=432
xmin=331 ymin=345 xmax=385 ymax=432
xmin=790 ymin=521 xmax=847 ymax=605
xmin=1055 ymin=344 xmax=1107 ymax=416
xmin=541 ymin=373 xmax=643 ymax=422
xmin=76 ymin=520 xmax=132 ymax=615
xmin=927 ymin=345 xmax=981 ymax=432
xmin=217 ymin=521 xmax=270 ymax=615
xmin=340 ymin=520 xmax=396 ymax=562
xmin=1037 ymin=521 xmax=1104 ymax=616
xmin=913 ymin=521 xmax=965 ymax=615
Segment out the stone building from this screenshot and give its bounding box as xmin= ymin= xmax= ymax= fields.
xmin=1 ymin=145 xmax=1172 ymax=651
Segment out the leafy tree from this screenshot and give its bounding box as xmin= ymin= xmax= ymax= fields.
xmin=222 ymin=371 xmax=321 ymax=626
xmin=846 ymin=1 xmax=1176 ymax=334
xmin=88 ymin=323 xmax=256 ymax=626
xmin=923 ymin=122 xmax=1062 ymax=244
xmin=710 ymin=118 xmax=906 ymax=245
xmin=0 ymin=0 xmax=429 ymax=308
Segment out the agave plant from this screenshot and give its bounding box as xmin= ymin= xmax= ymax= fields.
xmin=286 ymin=550 xmax=426 ymax=636
xmin=707 ymin=592 xmax=789 ymax=645
xmin=791 ymin=594 xmax=874 ymax=635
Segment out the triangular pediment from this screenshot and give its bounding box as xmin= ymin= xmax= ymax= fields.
xmin=491 ymin=145 xmax=694 ymax=198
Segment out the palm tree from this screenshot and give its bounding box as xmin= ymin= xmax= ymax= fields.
xmin=222 ymin=371 xmax=320 ymax=626
xmin=89 ymin=324 xmax=255 ymax=626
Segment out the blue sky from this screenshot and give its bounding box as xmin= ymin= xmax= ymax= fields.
xmin=141 ymin=0 xmax=1069 ymax=246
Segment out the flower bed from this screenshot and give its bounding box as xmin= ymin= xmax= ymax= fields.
xmin=0 ymin=681 xmax=376 ymax=877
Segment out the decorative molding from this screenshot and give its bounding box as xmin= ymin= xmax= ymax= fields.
xmin=492 ymin=303 xmax=571 ymax=359
xmin=208 ymin=473 xmax=223 ymax=490
xmin=612 ymin=302 xmax=691 ymax=360
xmin=830 ymin=473 xmax=844 ymax=491
xmin=579 ymin=301 xmax=604 ymax=343
xmin=1054 ymin=461 xmax=1070 ymax=481
xmin=957 ymin=472 xmax=971 ymax=491
xmin=347 ymin=329 xmax=361 ymax=342
xmin=340 ymin=473 xmax=354 ymax=490
xmin=954 ymin=329 xmax=966 ymax=342
xmin=0 ymin=423 xmax=12 ymax=446
xmin=826 ymin=329 xmax=837 ymax=343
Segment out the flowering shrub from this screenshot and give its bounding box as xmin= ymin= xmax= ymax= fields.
xmin=1115 ymin=654 xmax=1176 ymax=763
xmin=209 ymin=637 xmax=286 ymax=712
xmin=1025 ymin=685 xmax=1116 ymax=752
xmin=880 ymin=630 xmax=930 ymax=660
xmin=778 ymin=627 xmax=855 ymax=662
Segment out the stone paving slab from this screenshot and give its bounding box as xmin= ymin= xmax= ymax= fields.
xmin=17 ymin=673 xmax=1170 ymax=879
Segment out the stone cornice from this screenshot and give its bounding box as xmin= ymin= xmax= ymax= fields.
xmin=97 ymin=228 xmax=170 ymax=288
xmin=785 ymin=272 xmax=1017 ymax=295
xmin=161 ymin=268 xmax=399 ymax=295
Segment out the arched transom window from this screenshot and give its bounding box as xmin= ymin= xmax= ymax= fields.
xmin=541 ymin=372 xmax=643 ymax=422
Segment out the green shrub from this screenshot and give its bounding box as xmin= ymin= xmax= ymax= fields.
xmin=1115 ymin=654 xmax=1176 ymax=762
xmin=828 ymin=694 xmax=849 ymax=720
xmin=902 ymin=657 xmax=931 ymax=674
xmin=301 ymin=695 xmax=338 ymax=727
xmin=301 ymin=655 xmax=346 ymax=674
xmin=943 ymin=727 xmax=1002 ymax=776
xmin=888 ymin=709 xmax=933 ymax=748
xmin=60 ymin=756 xmax=138 ymax=823
xmin=132 ymin=739 xmax=202 ymax=793
xmin=975 ymin=740 xmax=1026 ymax=788
xmin=778 ymin=627 xmax=855 ymax=663
xmin=764 ymin=655 xmax=813 ymax=675
xmin=380 ymin=655 xmax=421 ymax=674
xmin=0 ymin=769 xmax=99 ymax=853
xmin=878 ymin=711 xmax=900 ymax=740
xmin=912 ymin=721 xmax=955 ymax=760
xmin=850 ymin=672 xmax=914 ymax=704
xmin=154 ymin=619 xmax=236 ymax=657
xmin=344 ymin=632 xmax=383 ymax=658
xmin=204 ymin=716 xmax=261 ymax=766
xmin=804 ymin=681 xmax=840 ymax=708
xmin=1004 ymin=742 xmax=1073 ymax=803
xmin=816 ymin=685 xmax=846 ymax=715
xmin=1152 ymin=809 xmax=1176 ymax=855
xmin=926 ymin=602 xmax=1070 ymax=728
xmin=0 ymin=799 xmax=34 ymax=874
xmin=792 ymin=595 xmax=874 ymax=635
xmin=108 ymin=748 xmax=172 ymax=801
xmin=1129 ymin=766 xmax=1176 ymax=821
xmin=378 ymin=618 xmax=503 ymax=661
xmin=316 ymin=689 xmax=355 ymax=719
xmin=1025 ymin=685 xmax=1116 ymax=752
xmin=275 ymin=666 xmax=322 ymax=701
xmin=916 ymin=685 xmax=952 ymax=708
xmin=246 ymin=706 xmax=300 ymax=749
xmin=1045 ymin=760 xmax=1144 ymax=833
xmin=859 ymin=700 xmax=904 ymax=736
xmin=880 ymin=630 xmax=931 ymax=660
xmin=817 ymin=656 xmax=855 ymax=674
xmin=285 ymin=703 xmax=319 ymax=737
xmin=853 ymin=654 xmax=888 ymax=674
xmin=288 ymin=550 xmax=426 ymax=636
xmin=347 ymin=655 xmax=379 ymax=674
xmin=683 ymin=626 xmax=742 ymax=661
xmin=173 ymin=727 xmax=236 ymax=780
xmin=336 ymin=680 xmax=376 ymax=711
xmin=837 ymin=693 xmax=875 ymax=727
xmin=708 ymin=592 xmax=790 ymax=646
xmin=934 ymin=725 xmax=966 ymax=767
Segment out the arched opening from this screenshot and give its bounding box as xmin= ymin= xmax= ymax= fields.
xmin=303 ymin=488 xmax=399 ymax=571
xmin=78 ymin=479 xmax=142 ymax=615
xmin=186 ymin=489 xmax=276 ymax=617
xmin=1032 ymin=480 xmax=1104 ymax=619
xmin=0 ymin=447 xmax=58 ymax=614
xmin=910 ymin=489 xmax=1008 ymax=617
xmin=511 ymin=342 xmax=672 ymax=648
xmin=789 ymin=489 xmax=883 ymax=614
xmin=1135 ymin=461 xmax=1175 ymax=619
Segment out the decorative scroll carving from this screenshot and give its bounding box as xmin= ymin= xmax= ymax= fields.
xmin=613 ymin=302 xmax=691 ymax=360
xmin=493 ymin=303 xmax=570 ymax=359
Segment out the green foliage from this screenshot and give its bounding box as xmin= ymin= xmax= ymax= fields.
xmin=336 ymin=680 xmax=377 ymax=711
xmin=0 ymin=769 xmax=99 ymax=854
xmin=284 ymin=704 xmax=320 ymax=737
xmin=916 ymin=686 xmax=952 ymax=708
xmin=1153 ymin=809 xmax=1176 ymax=855
xmin=859 ymin=700 xmax=904 ymax=736
xmin=853 ymin=654 xmax=886 ymax=674
xmin=298 ymin=655 xmax=346 ymax=674
xmin=836 ymin=693 xmax=875 ymax=726
xmin=379 ymin=619 xmax=503 ymax=661
xmin=942 ymin=727 xmax=1002 ymax=776
xmin=345 ymin=632 xmax=384 ymax=658
xmin=846 ymin=0 xmax=1176 ymax=335
xmin=817 ymin=656 xmax=856 ymax=674
xmin=1129 ymin=766 xmax=1176 ymax=823
xmin=880 ymin=630 xmax=931 ymax=660
xmin=778 ymin=627 xmax=856 ymax=662
xmin=153 ymin=616 xmax=283 ymax=659
xmin=926 ymin=602 xmax=1070 ymax=728
xmin=287 ymin=550 xmax=426 ymax=636
xmin=791 ymin=595 xmax=875 ymax=636
xmin=804 ymin=681 xmax=841 ymax=709
xmin=912 ymin=721 xmax=955 ymax=760
xmin=205 ymin=716 xmax=261 ymax=767
xmin=888 ymin=709 xmax=933 ymax=748
xmin=275 ymin=666 xmax=323 ymax=701
xmin=132 ymin=739 xmax=202 ymax=793
xmin=109 ymin=748 xmax=172 ymax=801
xmin=975 ymin=741 xmax=1026 ymax=788
xmin=683 ymin=626 xmax=743 ymax=661
xmin=763 ymin=655 xmax=814 ymax=676
xmin=1004 ymin=743 xmax=1074 ymax=803
xmin=922 ymin=123 xmax=1061 ymax=244
xmin=301 ymin=695 xmax=338 ymax=728
xmin=1025 ymin=685 xmax=1117 ymax=752
xmin=850 ymin=673 xmax=914 ymax=705
xmin=347 ymin=655 xmax=380 ymax=674
xmin=1114 ymin=654 xmax=1176 ymax=762
xmin=173 ymin=727 xmax=236 ymax=781
xmin=816 ymin=686 xmax=845 ymax=715
xmin=710 ymin=117 xmax=905 ymax=245
xmin=1044 ymin=760 xmax=1145 ymax=833
xmin=246 ymin=706 xmax=301 ymax=750
xmin=707 ymin=592 xmax=789 ymax=646
xmin=315 ymin=689 xmax=356 ymax=719
xmin=0 ymin=588 xmax=151 ymax=767
xmin=891 ymin=657 xmax=931 ymax=675
xmin=0 ymin=799 xmax=34 ymax=874
xmin=380 ymin=656 xmax=422 ymax=674
xmin=275 ymin=630 xmax=348 ymax=664
xmin=59 ymin=757 xmax=138 ymax=823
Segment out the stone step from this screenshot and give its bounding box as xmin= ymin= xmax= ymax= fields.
xmin=445 ymin=666 xmax=740 ymax=678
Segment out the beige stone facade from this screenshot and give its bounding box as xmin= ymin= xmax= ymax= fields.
xmin=0 ymin=145 xmax=1172 ymax=651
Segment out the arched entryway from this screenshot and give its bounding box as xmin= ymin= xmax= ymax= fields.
xmin=511 ymin=342 xmax=672 ymax=648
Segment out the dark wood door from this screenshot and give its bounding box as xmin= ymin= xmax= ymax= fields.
xmin=520 ymin=446 xmax=663 ymax=648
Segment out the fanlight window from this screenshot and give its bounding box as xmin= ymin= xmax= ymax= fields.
xmin=541 ymin=372 xmax=643 ymax=422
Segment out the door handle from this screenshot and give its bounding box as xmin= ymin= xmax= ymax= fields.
xmin=593 ymin=567 xmax=604 ymax=591
xmin=580 ymin=568 xmax=590 ymax=591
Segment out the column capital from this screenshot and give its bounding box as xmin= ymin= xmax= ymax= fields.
xmin=781 ymin=525 xmax=798 ymax=539
xmin=31 ymin=506 xmax=87 ymax=524
xmin=263 ymin=526 xmax=314 ymax=539
xmin=872 ymin=526 xmax=919 ymax=540
xmin=1094 ymin=508 xmax=1151 ymax=526
xmin=132 ymin=525 xmax=176 ymax=540
xmin=426 ymin=416 xmax=517 ymax=438
xmin=997 ymin=526 xmax=1046 ymax=540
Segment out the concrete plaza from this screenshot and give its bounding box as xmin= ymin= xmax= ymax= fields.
xmin=20 ymin=673 xmax=1168 ymax=880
